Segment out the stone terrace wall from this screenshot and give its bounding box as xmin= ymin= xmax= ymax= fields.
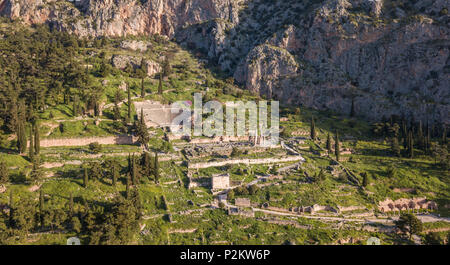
xmin=35 ymin=135 xmax=137 ymax=148
xmin=188 ymin=155 xmax=305 ymax=169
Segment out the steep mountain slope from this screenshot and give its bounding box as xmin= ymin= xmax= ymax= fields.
xmin=0 ymin=0 xmax=449 ymax=124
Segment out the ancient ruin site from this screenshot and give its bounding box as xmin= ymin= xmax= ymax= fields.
xmin=0 ymin=0 xmax=448 ymax=248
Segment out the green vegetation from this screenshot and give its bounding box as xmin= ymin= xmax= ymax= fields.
xmin=0 ymin=21 xmax=448 ymax=246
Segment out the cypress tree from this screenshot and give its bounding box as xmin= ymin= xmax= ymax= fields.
xmin=140 ymin=108 xmax=144 ymax=126
xmin=310 ymin=116 xmax=316 ymax=140
xmin=127 ymin=82 xmax=132 ymax=121
xmin=417 ymin=120 xmax=424 ymax=150
xmin=361 ymin=172 xmax=369 ymax=187
xmin=112 ymin=163 xmax=118 ymax=187
xmin=408 ymin=131 xmax=414 ymax=158
xmin=68 ymin=192 xmax=74 ymax=217
xmin=131 ymin=154 xmax=137 ymax=186
xmin=83 ymin=167 xmax=89 ymax=188
xmin=402 ymin=119 xmax=407 ymax=148
xmin=141 ymin=77 xmax=145 ymax=98
xmin=443 ymin=126 xmax=447 ymax=145
xmin=142 ymin=152 xmax=152 ymax=178
xmin=17 ymin=119 xmax=27 ymax=154
xmin=335 ymin=131 xmax=340 ymax=162
xmin=326 ymin=133 xmax=332 ymax=154
xmin=158 ymin=73 xmax=163 ymax=95
xmin=29 ymin=124 xmax=34 ymax=161
xmin=34 ymin=121 xmax=40 ymax=155
xmin=128 ymin=153 xmax=132 ymax=174
xmin=126 ymin=174 xmax=131 ymax=199
xmin=30 ymin=155 xmax=41 ymax=181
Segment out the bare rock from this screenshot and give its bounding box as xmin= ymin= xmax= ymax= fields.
xmin=120 ymin=40 xmax=150 ymax=52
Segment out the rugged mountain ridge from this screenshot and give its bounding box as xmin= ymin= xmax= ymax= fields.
xmin=0 ymin=0 xmax=239 ymax=36
xmin=1 ymin=0 xmax=449 ymax=124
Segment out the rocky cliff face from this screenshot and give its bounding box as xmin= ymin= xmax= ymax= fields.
xmin=1 ymin=0 xmax=449 ymax=124
xmin=0 ymin=0 xmax=239 ymax=37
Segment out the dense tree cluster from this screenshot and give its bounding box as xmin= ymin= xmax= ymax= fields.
xmin=1 ymin=189 xmax=142 ymax=244
xmin=372 ymin=115 xmax=448 ymax=167
xmin=0 ymin=25 xmax=107 ymax=149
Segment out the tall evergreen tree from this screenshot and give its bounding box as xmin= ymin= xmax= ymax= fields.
xmin=128 ymin=153 xmax=132 ymax=173
xmin=335 ymin=130 xmax=340 ymax=162
xmin=417 ymin=120 xmax=424 ymax=150
xmin=34 ymin=121 xmax=40 ymax=155
xmin=30 ymin=155 xmax=42 ymax=181
xmin=17 ymin=118 xmax=27 ymax=154
xmin=137 ymin=108 xmax=150 ymax=147
xmin=402 ymin=119 xmax=407 ymax=148
xmin=141 ymin=77 xmax=145 ymax=98
xmin=361 ymin=172 xmax=369 ymax=187
xmin=310 ymin=116 xmax=316 ymax=140
xmin=29 ymin=124 xmax=34 ymax=161
xmin=141 ymin=152 xmax=152 ymax=178
xmin=158 ymin=73 xmax=163 ymax=95
xmin=350 ymin=97 xmax=355 ymax=117
xmin=443 ymin=126 xmax=447 ymax=145
xmin=127 ymin=82 xmax=132 ymax=121
xmin=326 ymin=133 xmax=332 ymax=154
xmin=138 ymin=108 xmax=144 ymax=129
xmin=68 ymin=192 xmax=74 ymax=217
xmin=126 ymin=174 xmax=131 ymax=199
xmin=408 ymin=130 xmax=414 ymax=158
xmin=131 ymin=154 xmax=137 ymax=186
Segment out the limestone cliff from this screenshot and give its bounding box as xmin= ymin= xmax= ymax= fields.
xmin=0 ymin=0 xmax=448 ymax=124
xmin=0 ymin=0 xmax=239 ymax=37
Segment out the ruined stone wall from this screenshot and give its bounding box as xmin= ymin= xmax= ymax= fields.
xmin=188 ymin=155 xmax=304 ymax=169
xmin=34 ymin=135 xmax=136 ymax=148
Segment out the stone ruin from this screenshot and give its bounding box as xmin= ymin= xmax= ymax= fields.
xmin=227 ymin=207 xmax=255 ymax=217
xmin=378 ymin=197 xmax=438 ymax=213
xmin=295 ymin=204 xmax=339 ymax=214
xmin=235 ymin=198 xmax=251 ymax=207
xmin=261 ymin=202 xmax=340 ymax=215
xmin=211 ymin=174 xmax=230 ymax=190
xmin=183 ymin=142 xmax=251 ymax=158
xmin=134 ymin=100 xmax=182 ymax=128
